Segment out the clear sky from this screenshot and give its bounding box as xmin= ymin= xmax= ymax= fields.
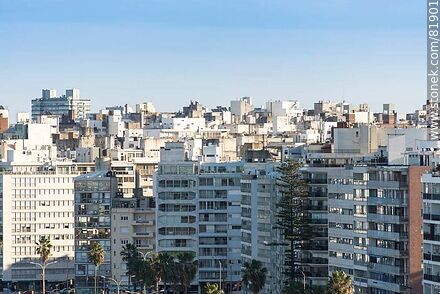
xmin=0 ymin=0 xmax=426 ymax=116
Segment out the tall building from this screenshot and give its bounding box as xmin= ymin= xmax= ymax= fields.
xmin=240 ymin=161 xmax=284 ymax=294
xmin=111 ymin=192 xmax=156 ymax=286
xmin=422 ymin=170 xmax=440 ymax=294
xmin=155 ymin=142 xmax=242 ymax=292
xmin=328 ymin=164 xmax=427 ymax=293
xmin=31 ymin=89 xmax=91 ymax=122
xmin=74 ymin=167 xmax=117 ymax=294
xmin=0 ymin=167 xmax=77 ymax=291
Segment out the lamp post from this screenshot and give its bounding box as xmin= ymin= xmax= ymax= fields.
xmin=139 ymin=251 xmax=154 ymax=260
xmin=299 ymin=269 xmax=306 ymax=292
xmin=101 ymin=276 xmax=122 ymax=294
xmin=128 ymin=274 xmax=136 ymax=294
xmin=219 ymin=261 xmax=222 ymax=292
xmin=29 ymin=260 xmax=58 ymax=294
xmin=139 ymin=251 xmax=154 ymax=294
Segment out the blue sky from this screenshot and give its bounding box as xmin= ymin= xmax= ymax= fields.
xmin=0 ymin=0 xmax=426 ymax=116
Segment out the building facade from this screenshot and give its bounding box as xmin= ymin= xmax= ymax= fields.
xmin=1 ymin=170 xmax=76 ymax=291
xmin=31 ymin=89 xmax=91 ymax=122
xmin=74 ymin=169 xmax=117 ymax=294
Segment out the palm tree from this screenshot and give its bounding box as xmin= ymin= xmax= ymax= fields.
xmin=204 ymin=283 xmax=223 ymax=294
xmin=36 ymin=236 xmax=52 ymax=264
xmin=175 ymin=252 xmax=198 ymax=294
xmin=121 ymin=243 xmax=140 ymax=289
xmin=154 ymin=252 xmax=176 ymax=293
xmin=242 ymin=259 xmax=267 ymax=294
xmin=121 ymin=243 xmax=139 ymax=262
xmin=88 ymin=242 xmax=105 ymax=294
xmin=35 ymin=236 xmax=53 ymax=294
xmin=328 ymin=271 xmax=353 ymax=294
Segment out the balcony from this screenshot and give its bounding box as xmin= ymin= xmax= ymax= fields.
xmin=423 ymin=193 xmax=440 ymax=201
xmin=368 ymin=246 xmax=403 ymax=258
xmin=307 ymin=179 xmax=328 ymax=185
xmin=136 ymin=244 xmax=154 ymax=250
xmin=133 ymin=220 xmax=154 ymax=226
xmin=424 ymin=214 xmax=440 ymax=222
xmin=424 ymin=253 xmax=440 ymax=263
xmin=368 ymin=263 xmax=404 ymax=275
xmin=367 ymin=213 xmax=405 ymax=224
xmin=424 ymin=233 xmax=440 ymax=242
xmin=309 ymin=219 xmax=327 ymax=225
xmin=298 ymin=257 xmax=327 ymax=265
xmin=368 ymin=197 xmax=405 ymax=206
xmin=424 ymin=274 xmax=440 ymax=283
xmin=134 ymin=232 xmax=153 ymax=238
xmin=306 ymin=205 xmax=328 ymax=211
xmin=368 ymin=230 xmax=403 ymax=241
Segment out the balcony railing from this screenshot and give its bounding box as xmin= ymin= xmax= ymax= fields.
xmin=424 ymin=274 xmax=440 ymax=283
xmin=424 ymin=253 xmax=440 ymax=262
xmin=423 ymin=193 xmax=440 ymax=201
xmin=424 ymin=214 xmax=440 ymax=221
xmin=424 ymin=234 xmax=440 ymax=242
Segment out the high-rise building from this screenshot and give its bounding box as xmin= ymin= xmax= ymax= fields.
xmin=0 ymin=167 xmax=77 ymax=291
xmin=111 ymin=192 xmax=156 ymax=286
xmin=328 ymin=164 xmax=427 ymax=293
xmin=240 ymin=161 xmax=284 ymax=294
xmin=422 ymin=171 xmax=440 ymax=294
xmin=74 ymin=167 xmax=117 ymax=294
xmin=32 ymin=89 xmax=91 ymax=122
xmin=155 ymin=142 xmax=242 ymax=292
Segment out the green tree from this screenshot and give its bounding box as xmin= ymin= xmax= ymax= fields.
xmin=36 ymin=236 xmax=52 ymax=264
xmin=88 ymin=242 xmax=105 ymax=294
xmin=275 ymin=160 xmax=311 ymax=287
xmin=328 ymin=271 xmax=353 ymax=294
xmin=153 ymin=252 xmax=176 ymax=293
xmin=204 ymin=283 xmax=223 ymax=294
xmin=121 ymin=244 xmax=141 ymax=290
xmin=242 ymin=259 xmax=267 ymax=294
xmin=121 ymin=243 xmax=139 ymax=262
xmin=175 ymin=252 xmax=198 ymax=294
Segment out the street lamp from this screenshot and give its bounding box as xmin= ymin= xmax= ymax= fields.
xmin=101 ymin=276 xmax=122 ymax=294
xmin=299 ymin=269 xmax=306 ymax=292
xmin=128 ymin=274 xmax=136 ymax=294
xmin=138 ymin=252 xmax=154 ymax=294
xmin=29 ymin=260 xmax=58 ymax=294
xmin=219 ymin=261 xmax=222 ymax=292
xmin=139 ymin=251 xmax=154 ymax=260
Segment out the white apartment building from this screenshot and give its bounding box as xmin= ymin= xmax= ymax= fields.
xmin=241 ymin=162 xmax=284 ymax=294
xmin=111 ymin=195 xmax=156 ymax=286
xmin=155 ymin=142 xmax=242 ymax=292
xmin=1 ymin=169 xmax=77 ymax=291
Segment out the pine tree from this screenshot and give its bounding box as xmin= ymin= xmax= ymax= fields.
xmin=275 ymin=160 xmax=311 ymax=289
xmin=328 ymin=271 xmax=353 ymax=294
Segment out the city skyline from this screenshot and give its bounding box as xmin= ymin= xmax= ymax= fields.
xmin=0 ymin=0 xmax=425 ymax=116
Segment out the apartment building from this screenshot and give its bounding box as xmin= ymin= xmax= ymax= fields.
xmin=328 ymin=164 xmax=427 ymax=294
xmin=422 ymin=171 xmax=440 ymax=294
xmin=240 ymin=161 xmax=284 ymax=294
xmin=74 ymin=168 xmax=117 ymax=294
xmin=31 ymin=89 xmax=91 ymax=122
xmin=155 ymin=142 xmax=242 ymax=292
xmin=0 ymin=168 xmax=77 ymax=291
xmin=111 ymin=193 xmax=156 ymax=285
